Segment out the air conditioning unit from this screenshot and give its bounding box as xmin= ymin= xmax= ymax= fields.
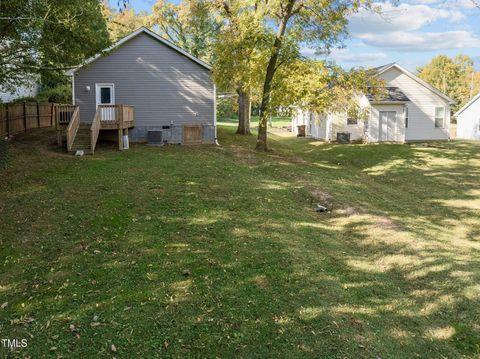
xmin=147 ymin=130 xmax=163 ymax=145
xmin=337 ymin=132 xmax=351 ymax=144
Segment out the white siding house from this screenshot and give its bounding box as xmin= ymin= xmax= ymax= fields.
xmin=0 ymin=80 xmax=39 ymax=103
xmin=292 ymin=63 xmax=455 ymax=143
xmin=455 ymin=92 xmax=480 ymax=140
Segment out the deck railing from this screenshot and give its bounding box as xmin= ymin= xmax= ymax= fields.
xmin=66 ymin=106 xmax=80 ymax=152
xmin=90 ymin=109 xmax=101 ymax=154
xmin=97 ymin=104 xmax=134 ymax=127
xmin=122 ymin=105 xmax=134 ymax=125
xmin=55 ymin=105 xmax=77 ymax=126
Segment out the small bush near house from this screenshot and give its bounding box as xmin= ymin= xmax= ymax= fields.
xmin=10 ymin=96 xmax=38 ymax=104
xmin=36 ymin=84 xmax=71 ymax=103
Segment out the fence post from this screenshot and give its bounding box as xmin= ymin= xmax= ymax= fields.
xmin=5 ymin=103 xmax=9 ymax=138
xmin=51 ymin=103 xmax=54 ymax=127
xmin=23 ymin=101 xmax=27 ymax=132
xmin=36 ymin=102 xmax=40 ymax=128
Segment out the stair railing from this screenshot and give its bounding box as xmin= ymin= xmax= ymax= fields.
xmin=66 ymin=106 xmax=80 ymax=152
xmin=90 ymin=108 xmax=101 ymax=155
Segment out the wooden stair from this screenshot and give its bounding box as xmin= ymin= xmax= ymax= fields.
xmin=69 ymin=124 xmax=92 ymax=154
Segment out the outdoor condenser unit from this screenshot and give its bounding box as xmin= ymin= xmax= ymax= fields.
xmin=147 ymin=130 xmax=163 ymax=145
xmin=337 ymin=132 xmax=351 ymax=144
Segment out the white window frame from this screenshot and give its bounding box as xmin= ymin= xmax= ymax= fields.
xmin=405 ymin=106 xmax=409 ymax=128
xmin=95 ymin=83 xmax=115 ymax=108
xmin=434 ymin=107 xmax=445 ymax=128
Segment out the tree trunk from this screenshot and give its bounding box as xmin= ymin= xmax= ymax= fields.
xmin=255 ymin=0 xmax=296 ymax=151
xmin=236 ymin=89 xmax=251 ymax=135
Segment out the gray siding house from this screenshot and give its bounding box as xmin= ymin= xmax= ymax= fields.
xmin=66 ymin=27 xmax=216 ymax=144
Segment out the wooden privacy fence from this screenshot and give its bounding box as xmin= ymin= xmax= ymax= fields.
xmin=0 ymin=102 xmax=57 ymax=138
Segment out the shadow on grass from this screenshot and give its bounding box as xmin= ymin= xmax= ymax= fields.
xmin=0 ymin=126 xmax=479 ymax=357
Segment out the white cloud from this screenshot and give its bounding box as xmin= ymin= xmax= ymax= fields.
xmin=358 ymin=30 xmax=480 ymax=51
xmin=346 ymin=2 xmax=476 ymax=53
xmin=349 ymin=2 xmax=465 ymax=34
xmin=329 ymin=48 xmax=387 ymax=63
xmin=300 ymin=47 xmax=317 ymax=57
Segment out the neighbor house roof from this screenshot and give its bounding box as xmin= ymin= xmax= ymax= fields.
xmin=66 ymin=27 xmax=212 ymax=76
xmin=367 ymin=87 xmax=410 ymax=103
xmin=371 ymin=63 xmax=455 ymax=104
xmin=454 ymin=92 xmax=480 ymax=117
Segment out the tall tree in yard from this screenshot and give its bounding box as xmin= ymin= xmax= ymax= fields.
xmin=212 ymin=1 xmax=270 ymax=135
xmin=148 ymin=0 xmax=220 ymax=61
xmin=102 ymin=2 xmax=148 ymax=41
xmin=0 ymin=0 xmax=110 ymax=92
xmin=417 ymin=55 xmax=480 ymax=112
xmin=215 ymin=0 xmax=372 ymax=151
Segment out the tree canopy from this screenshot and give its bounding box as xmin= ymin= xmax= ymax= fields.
xmin=148 ymin=0 xmax=220 ymax=61
xmin=222 ymin=0 xmax=373 ymax=151
xmin=417 ymin=55 xmax=480 ymax=112
xmin=0 ymin=0 xmax=110 ymax=92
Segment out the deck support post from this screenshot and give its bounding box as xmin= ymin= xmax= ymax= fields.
xmin=118 ymin=129 xmax=123 ymax=151
xmin=118 ymin=104 xmax=124 ymax=151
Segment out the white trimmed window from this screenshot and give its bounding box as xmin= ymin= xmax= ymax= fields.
xmin=435 ymin=107 xmax=445 ymax=128
xmin=405 ymin=107 xmax=409 ymax=128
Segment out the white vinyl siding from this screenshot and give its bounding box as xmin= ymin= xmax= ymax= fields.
xmin=456 ymin=95 xmax=480 ymax=140
xmin=378 ymin=67 xmax=450 ymax=141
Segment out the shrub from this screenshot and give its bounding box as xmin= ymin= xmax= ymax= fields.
xmin=10 ymin=96 xmax=38 ymax=104
xmin=36 ymin=84 xmax=71 ymax=104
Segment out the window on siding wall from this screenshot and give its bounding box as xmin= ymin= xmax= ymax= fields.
xmin=405 ymin=107 xmax=409 ymax=128
xmin=100 ymin=87 xmax=111 ymax=104
xmin=347 ymin=118 xmax=358 ymax=125
xmin=435 ymin=107 xmax=445 ymax=128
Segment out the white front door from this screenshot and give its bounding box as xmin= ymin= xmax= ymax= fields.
xmin=95 ymin=84 xmax=115 ymax=121
xmin=379 ymin=111 xmax=397 ymax=141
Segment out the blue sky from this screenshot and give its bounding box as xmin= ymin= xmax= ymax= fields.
xmin=114 ymin=0 xmax=480 ymax=72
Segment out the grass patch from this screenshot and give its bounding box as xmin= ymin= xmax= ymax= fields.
xmin=1 ymin=125 xmax=480 ymax=357
xmin=220 ymin=115 xmax=291 ymax=129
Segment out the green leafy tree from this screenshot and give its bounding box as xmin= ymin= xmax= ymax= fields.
xmin=102 ymin=2 xmax=148 ymax=41
xmin=0 ymin=0 xmax=111 ymax=93
xmin=209 ymin=0 xmax=373 ymax=151
xmin=417 ymin=55 xmax=480 ymax=112
xmin=148 ymin=0 xmax=220 ymax=61
xmin=212 ymin=1 xmax=271 ymax=135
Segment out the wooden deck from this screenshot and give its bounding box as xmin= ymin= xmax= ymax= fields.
xmin=54 ymin=104 xmax=135 ymax=154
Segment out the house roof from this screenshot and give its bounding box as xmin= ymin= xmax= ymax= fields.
xmin=367 ymin=87 xmax=410 ymax=103
xmin=65 ymin=27 xmax=212 ymax=76
xmin=454 ymin=92 xmax=480 ymax=117
xmin=371 ymin=63 xmax=455 ymax=104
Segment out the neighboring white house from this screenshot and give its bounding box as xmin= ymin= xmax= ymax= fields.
xmin=292 ymin=63 xmax=455 ymax=143
xmin=454 ymin=92 xmax=480 ymax=140
xmin=0 ymin=80 xmax=39 ymax=103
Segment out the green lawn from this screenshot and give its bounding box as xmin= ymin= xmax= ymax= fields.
xmin=1 ymin=123 xmax=480 ymax=358
xmin=220 ymin=115 xmax=292 ymax=129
